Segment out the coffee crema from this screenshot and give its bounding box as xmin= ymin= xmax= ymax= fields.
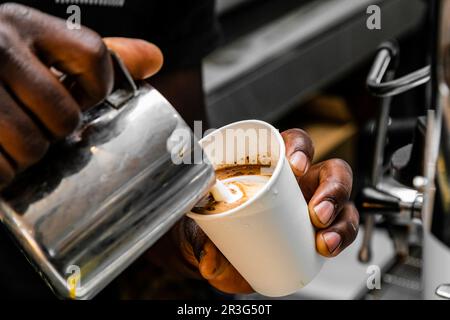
xmin=192 ymin=164 xmax=271 ymax=215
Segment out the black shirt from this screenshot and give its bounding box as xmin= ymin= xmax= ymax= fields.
xmin=2 ymin=0 xmax=220 ymax=72
xmin=0 ymin=0 xmax=220 ymax=299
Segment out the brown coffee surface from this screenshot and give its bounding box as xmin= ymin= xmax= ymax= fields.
xmin=192 ymin=164 xmax=271 ymax=215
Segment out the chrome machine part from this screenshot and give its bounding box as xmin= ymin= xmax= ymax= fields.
xmin=436 ymin=284 xmax=450 ymax=299
xmin=358 ymin=60 xmax=396 ymax=263
xmin=205 ymin=0 xmax=426 ymax=127
xmin=366 ymin=42 xmax=431 ymax=98
xmin=361 ymin=2 xmax=450 ymax=295
xmin=422 ymin=0 xmax=450 ymax=300
xmin=358 ymin=42 xmax=426 ymax=263
xmin=363 ymin=13 xmax=450 ymax=294
xmin=0 ymin=54 xmax=215 ymax=299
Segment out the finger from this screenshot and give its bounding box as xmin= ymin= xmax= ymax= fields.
xmin=180 ymin=218 xmax=253 ymax=294
xmin=103 ymin=37 xmax=163 ymax=80
xmin=180 ymin=217 xmax=209 ymax=265
xmin=298 ymin=159 xmax=353 ymax=228
xmin=0 ymin=86 xmax=49 ymax=170
xmin=198 ymin=241 xmax=254 ymax=294
xmin=0 ymin=152 xmax=14 ymax=189
xmin=0 ymin=44 xmax=81 ymax=138
xmin=1 ymin=4 xmax=113 ymax=110
xmin=281 ymin=129 xmax=314 ymax=178
xmin=316 ymin=203 xmax=359 ymax=257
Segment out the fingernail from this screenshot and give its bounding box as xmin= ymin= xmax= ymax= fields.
xmin=314 ymin=201 xmax=335 ymax=225
xmin=289 ymin=151 xmax=308 ymax=175
xmin=323 ymin=232 xmax=342 ymax=253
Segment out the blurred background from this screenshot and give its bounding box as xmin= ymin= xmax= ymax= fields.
xmin=202 ymin=0 xmax=429 ymax=300
xmin=3 ymin=0 xmax=448 ymax=301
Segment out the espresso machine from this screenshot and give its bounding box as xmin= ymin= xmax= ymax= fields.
xmin=357 ymin=0 xmax=450 ymax=299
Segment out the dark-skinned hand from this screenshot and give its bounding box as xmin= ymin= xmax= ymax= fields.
xmin=0 ymin=3 xmax=162 ymax=189
xmin=178 ymin=129 xmax=359 ymax=294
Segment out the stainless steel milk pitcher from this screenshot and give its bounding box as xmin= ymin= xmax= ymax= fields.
xmin=0 ymin=53 xmax=215 ymax=299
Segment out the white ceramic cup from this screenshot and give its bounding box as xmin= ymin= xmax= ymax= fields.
xmin=187 ymin=120 xmax=324 ymax=297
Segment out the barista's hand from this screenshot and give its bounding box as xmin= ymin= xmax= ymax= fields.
xmin=179 ymin=128 xmax=359 ymax=294
xmin=0 ymin=3 xmax=162 ymax=189
xmin=282 ymin=128 xmax=359 ymax=257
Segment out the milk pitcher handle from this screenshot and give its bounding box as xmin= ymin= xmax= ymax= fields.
xmin=105 ymin=51 xmax=139 ymax=109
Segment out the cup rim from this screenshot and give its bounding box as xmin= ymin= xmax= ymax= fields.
xmin=187 ymin=119 xmax=286 ymax=221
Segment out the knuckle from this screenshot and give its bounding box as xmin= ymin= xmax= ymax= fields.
xmin=0 ymin=27 xmax=16 ymax=61
xmin=0 ymin=3 xmax=24 ymax=17
xmin=0 ymin=154 xmax=14 ymax=188
xmin=325 ymin=159 xmax=353 ymax=189
xmin=283 ymin=128 xmax=311 ymax=143
xmin=344 ymin=220 xmax=359 ymax=242
xmin=327 ymin=180 xmax=352 ymax=202
xmin=83 ymin=32 xmax=109 ymax=65
xmin=81 ymin=33 xmax=113 ymax=104
xmin=19 ymin=134 xmax=49 ymax=166
xmin=283 ymin=128 xmax=315 ymax=156
xmin=338 ymin=205 xmax=360 ymax=243
xmin=350 ymin=211 xmax=360 ymax=233
xmin=0 ymin=3 xmax=31 ymax=23
xmin=0 ymin=113 xmax=50 ymax=168
xmin=329 ymin=158 xmax=353 ymax=175
xmin=36 ymin=82 xmax=81 ymax=138
xmin=55 ymin=107 xmax=81 ymax=138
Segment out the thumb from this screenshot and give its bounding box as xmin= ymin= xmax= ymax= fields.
xmin=179 ymin=218 xmax=253 ymax=294
xmin=103 ymin=37 xmax=163 ymax=80
xmin=199 ymin=241 xmax=254 ymax=294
